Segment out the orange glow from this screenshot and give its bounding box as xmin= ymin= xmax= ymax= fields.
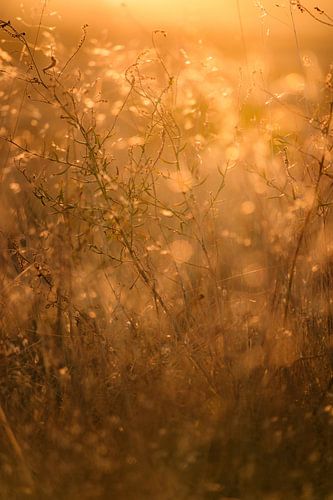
xmin=1 ymin=0 xmax=333 ymax=497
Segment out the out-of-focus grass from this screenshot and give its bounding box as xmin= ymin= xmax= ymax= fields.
xmin=0 ymin=2 xmax=333 ymax=499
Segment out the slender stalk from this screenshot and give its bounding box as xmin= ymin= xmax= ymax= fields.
xmin=0 ymin=405 xmax=34 ymax=491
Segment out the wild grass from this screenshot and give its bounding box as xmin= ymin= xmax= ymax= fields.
xmin=0 ymin=2 xmax=332 ymax=499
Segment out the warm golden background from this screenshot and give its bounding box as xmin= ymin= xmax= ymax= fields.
xmin=2 ymin=0 xmax=333 ymax=70
xmin=1 ymin=1 xmax=333 ymax=499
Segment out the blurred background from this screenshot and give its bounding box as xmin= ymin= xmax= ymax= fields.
xmin=1 ymin=0 xmax=332 ymax=73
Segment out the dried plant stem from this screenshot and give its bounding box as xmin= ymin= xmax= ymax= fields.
xmin=284 ymin=208 xmax=312 ymax=323
xmin=0 ymin=404 xmax=34 ymax=490
xmin=284 ymin=101 xmax=333 ymax=322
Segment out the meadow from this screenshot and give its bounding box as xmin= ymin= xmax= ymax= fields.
xmin=0 ymin=1 xmax=333 ymax=498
